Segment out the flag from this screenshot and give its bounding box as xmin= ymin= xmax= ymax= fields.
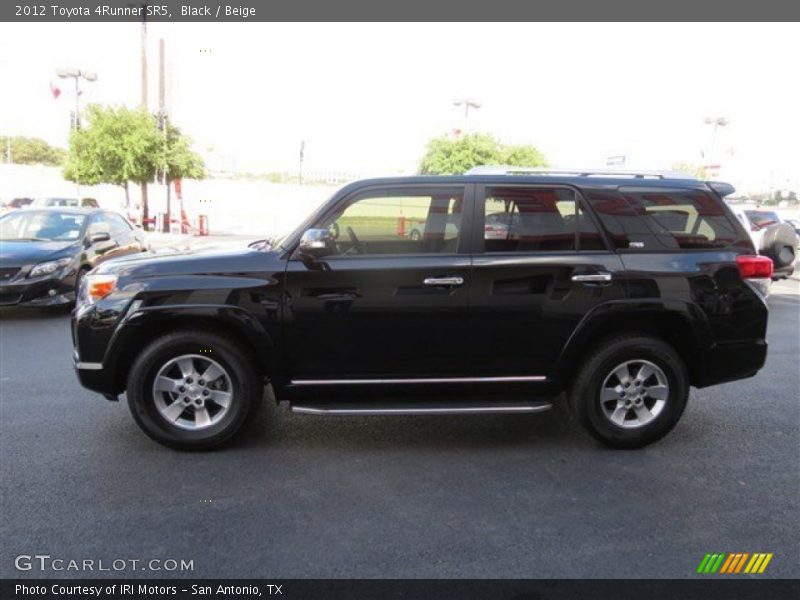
xmin=49 ymin=81 xmax=61 ymax=99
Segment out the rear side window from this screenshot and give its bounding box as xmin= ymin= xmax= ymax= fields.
xmin=482 ymin=187 xmax=604 ymax=252
xmin=586 ymin=188 xmax=743 ymax=251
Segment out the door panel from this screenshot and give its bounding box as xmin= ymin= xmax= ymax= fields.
xmin=284 ymin=255 xmax=471 ymax=378
xmin=469 ymin=253 xmax=626 ymax=376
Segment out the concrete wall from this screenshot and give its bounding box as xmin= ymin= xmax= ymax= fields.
xmin=0 ymin=163 xmax=339 ymax=237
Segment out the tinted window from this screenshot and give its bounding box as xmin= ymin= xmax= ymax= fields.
xmin=321 ymin=188 xmax=464 ymax=256
xmin=587 ymin=188 xmax=742 ymax=251
xmin=482 ymin=187 xmax=603 ymax=252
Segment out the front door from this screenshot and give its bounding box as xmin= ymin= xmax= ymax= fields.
xmin=283 ymin=184 xmax=474 ymax=381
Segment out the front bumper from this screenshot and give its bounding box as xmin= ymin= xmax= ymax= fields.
xmin=73 ymin=350 xmax=118 ymax=400
xmin=0 ymin=274 xmax=75 ymax=306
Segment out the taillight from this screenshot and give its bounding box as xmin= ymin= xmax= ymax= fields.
xmin=736 ymin=255 xmax=773 ymax=279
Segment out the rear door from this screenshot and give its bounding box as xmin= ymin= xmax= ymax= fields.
xmin=468 ymin=184 xmax=627 ymax=378
xmin=283 ymin=184 xmax=475 ymax=380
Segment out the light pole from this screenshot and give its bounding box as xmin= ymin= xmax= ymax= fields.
xmin=703 ymin=116 xmax=729 ymax=170
xmin=453 ymin=98 xmax=481 ymax=133
xmin=56 ymin=68 xmax=97 ymax=129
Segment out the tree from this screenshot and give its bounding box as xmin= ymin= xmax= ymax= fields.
xmin=0 ymin=135 xmax=66 ymax=166
xmin=63 ymin=104 xmax=205 ymax=217
xmin=419 ymin=132 xmax=547 ymax=175
xmin=64 ymin=105 xmax=161 ymax=207
xmin=671 ymin=162 xmax=708 ymax=180
xmin=159 ymin=123 xmax=206 ymax=182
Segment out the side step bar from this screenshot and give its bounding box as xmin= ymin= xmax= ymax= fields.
xmin=291 ymin=400 xmax=553 ymax=416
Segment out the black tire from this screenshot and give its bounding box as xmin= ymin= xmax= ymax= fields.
xmin=126 ymin=331 xmax=262 ymax=450
xmin=569 ymin=335 xmax=689 ymax=449
xmin=759 ymin=223 xmax=797 ymax=268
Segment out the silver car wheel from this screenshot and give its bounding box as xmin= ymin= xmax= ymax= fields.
xmin=599 ymin=359 xmax=668 ymax=429
xmin=152 ymin=354 xmax=233 ymax=431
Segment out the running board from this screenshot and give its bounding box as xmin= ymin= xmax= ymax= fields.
xmin=290 ymin=399 xmax=553 ymax=416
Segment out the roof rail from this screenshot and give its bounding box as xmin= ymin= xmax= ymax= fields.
xmin=464 ymin=165 xmax=697 ymax=180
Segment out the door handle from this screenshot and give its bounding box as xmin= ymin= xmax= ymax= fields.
xmin=571 ymin=272 xmax=612 ymax=283
xmin=423 ymin=276 xmax=464 ymax=287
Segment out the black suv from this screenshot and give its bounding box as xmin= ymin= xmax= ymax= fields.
xmin=72 ymin=169 xmax=771 ymax=450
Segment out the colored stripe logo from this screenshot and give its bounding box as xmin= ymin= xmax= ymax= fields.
xmin=696 ymin=553 xmax=773 ymax=574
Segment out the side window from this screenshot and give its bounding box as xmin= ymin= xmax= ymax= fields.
xmin=482 ymin=187 xmax=604 ymax=252
xmin=622 ymin=188 xmax=740 ymax=250
xmin=105 ymin=213 xmax=132 ymax=236
xmin=321 ymin=188 xmax=464 ymax=256
xmin=586 ymin=188 xmax=743 ymax=251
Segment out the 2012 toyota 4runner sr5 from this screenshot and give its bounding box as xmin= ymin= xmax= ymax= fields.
xmin=72 ymin=169 xmax=771 ymax=450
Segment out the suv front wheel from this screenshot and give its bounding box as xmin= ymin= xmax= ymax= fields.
xmin=126 ymin=331 xmax=262 ymax=450
xmin=569 ymin=335 xmax=689 ymax=449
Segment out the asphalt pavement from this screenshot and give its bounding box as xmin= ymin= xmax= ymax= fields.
xmin=1 ymin=279 xmax=798 ymax=579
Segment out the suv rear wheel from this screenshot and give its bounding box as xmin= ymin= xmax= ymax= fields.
xmin=569 ymin=335 xmax=688 ymax=449
xmin=126 ymin=331 xmax=262 ymax=450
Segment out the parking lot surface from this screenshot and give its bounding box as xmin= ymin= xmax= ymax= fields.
xmin=1 ymin=279 xmax=798 ymax=579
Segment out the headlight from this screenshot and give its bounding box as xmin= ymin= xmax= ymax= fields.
xmin=28 ymin=258 xmax=72 ymax=278
xmin=80 ymin=273 xmax=118 ymax=305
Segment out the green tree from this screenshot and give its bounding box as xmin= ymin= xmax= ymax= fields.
xmin=419 ymin=132 xmax=547 ymax=175
xmin=63 ymin=104 xmax=205 ymax=216
xmin=0 ymin=135 xmax=66 ymax=166
xmin=671 ymin=162 xmax=708 ymax=180
xmin=158 ymin=123 xmax=206 ymax=182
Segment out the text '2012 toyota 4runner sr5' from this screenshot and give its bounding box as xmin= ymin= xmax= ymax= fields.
xmin=72 ymin=168 xmax=771 ymax=450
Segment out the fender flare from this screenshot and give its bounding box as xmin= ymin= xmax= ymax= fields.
xmin=552 ymin=299 xmax=714 ymax=384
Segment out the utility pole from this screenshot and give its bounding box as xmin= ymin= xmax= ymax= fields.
xmin=159 ymin=38 xmax=171 ymax=233
xmin=140 ymin=6 xmax=150 ymax=229
xmin=299 ymin=140 xmax=305 ymax=184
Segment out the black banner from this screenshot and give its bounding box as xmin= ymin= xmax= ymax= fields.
xmin=2 ymin=0 xmax=800 ymax=22
xmin=2 ymin=579 xmax=800 ymax=600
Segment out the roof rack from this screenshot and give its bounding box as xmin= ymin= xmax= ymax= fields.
xmin=465 ymin=165 xmax=697 ymax=180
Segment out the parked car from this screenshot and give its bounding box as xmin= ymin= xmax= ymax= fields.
xmin=73 ymin=169 xmax=770 ymax=450
xmin=783 ymin=218 xmax=800 ymax=241
xmin=728 ymin=206 xmax=797 ymax=279
xmin=29 ymin=197 xmax=100 ymax=209
xmin=0 ymin=197 xmax=34 ymax=214
xmin=0 ymin=207 xmax=149 ymax=307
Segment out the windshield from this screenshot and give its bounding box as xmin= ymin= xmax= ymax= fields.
xmin=0 ymin=210 xmax=86 ymax=241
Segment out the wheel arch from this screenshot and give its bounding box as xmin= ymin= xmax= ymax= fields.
xmin=553 ymin=301 xmax=712 ymax=388
xmin=106 ymin=306 xmax=275 ymax=396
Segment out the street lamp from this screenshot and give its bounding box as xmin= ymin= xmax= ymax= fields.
xmin=703 ymin=116 xmax=729 ymax=169
xmin=56 ymin=68 xmax=98 ymax=129
xmin=453 ymin=98 xmax=481 ymax=133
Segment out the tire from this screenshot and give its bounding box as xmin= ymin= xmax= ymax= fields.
xmin=126 ymin=331 xmax=262 ymax=450
xmin=759 ymin=223 xmax=797 ymax=268
xmin=568 ymin=335 xmax=689 ymax=449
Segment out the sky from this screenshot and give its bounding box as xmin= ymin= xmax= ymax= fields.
xmin=0 ymin=22 xmax=798 ymax=192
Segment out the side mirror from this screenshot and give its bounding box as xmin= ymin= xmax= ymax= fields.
xmin=297 ymin=228 xmax=334 ymax=257
xmin=89 ymin=231 xmax=111 ymax=243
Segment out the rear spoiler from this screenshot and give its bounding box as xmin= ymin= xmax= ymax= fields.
xmin=706 ymin=181 xmax=736 ymax=197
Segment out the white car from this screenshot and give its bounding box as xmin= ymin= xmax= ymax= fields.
xmin=728 ymin=205 xmax=797 ymax=279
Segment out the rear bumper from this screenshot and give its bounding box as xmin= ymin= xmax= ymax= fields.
xmin=694 ymin=339 xmax=768 ymax=388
